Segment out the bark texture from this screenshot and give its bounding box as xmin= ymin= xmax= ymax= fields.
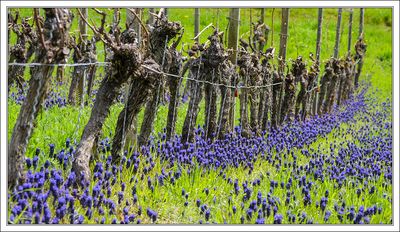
xmin=73 ymin=26 xmax=142 ymax=184
xmin=317 ymin=59 xmax=334 ymax=115
xmin=237 ymin=51 xmax=251 ymax=137
xmin=111 ymin=59 xmax=162 ymax=162
xmin=217 ymin=61 xmax=235 ymax=139
xmin=292 ymin=57 xmax=308 ymax=120
xmin=8 ymin=16 xmax=36 ymax=91
xmin=354 ymin=37 xmax=367 ymax=88
xmin=280 ymin=73 xmax=296 ymax=124
xmin=341 ymin=55 xmax=356 ymax=101
xmin=271 ymin=70 xmax=282 ymax=129
xmin=138 ymin=12 xmax=182 ymax=146
xmin=302 ymin=56 xmax=319 ymax=121
xmin=181 ymin=58 xmax=203 ymax=144
xmin=248 ymin=55 xmax=262 ymax=135
xmin=165 ymin=48 xmax=184 ymax=140
xmin=323 ymin=59 xmax=341 ymax=114
xmin=203 ymin=30 xmax=227 ymax=140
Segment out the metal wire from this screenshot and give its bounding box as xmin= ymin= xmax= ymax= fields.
xmin=8 ymin=61 xmax=111 ymax=67
xmin=141 ymin=65 xmax=283 ymax=90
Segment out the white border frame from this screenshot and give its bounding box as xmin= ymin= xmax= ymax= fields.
xmin=1 ymin=1 xmax=398 ymax=231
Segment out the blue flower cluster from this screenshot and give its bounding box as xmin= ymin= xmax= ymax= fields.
xmin=7 ymin=86 xmax=392 ymax=224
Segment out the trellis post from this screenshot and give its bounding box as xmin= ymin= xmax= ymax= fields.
xmin=228 ymin=8 xmax=240 ymax=130
xmin=354 ymin=8 xmax=365 ymax=88
xmin=312 ymin=8 xmax=323 ymax=115
xmin=148 ymin=8 xmax=155 ymax=24
xmin=277 ymin=8 xmax=289 ymax=124
xmin=347 ymin=8 xmax=354 ymax=54
xmin=194 ymin=8 xmax=200 ymax=42
xmin=334 ymin=8 xmax=343 ymax=58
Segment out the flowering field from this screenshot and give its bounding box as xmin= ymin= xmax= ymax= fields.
xmin=6 ymin=8 xmax=392 ymax=225
xmin=7 ymin=84 xmax=393 ymax=224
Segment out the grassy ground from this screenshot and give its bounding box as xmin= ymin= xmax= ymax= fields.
xmin=7 ymin=8 xmax=393 ymax=224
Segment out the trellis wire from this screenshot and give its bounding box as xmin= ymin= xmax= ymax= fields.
xmin=8 ymin=61 xmax=285 ymax=90
xmin=8 ymin=61 xmax=111 ymax=67
xmin=11 ymin=58 xmax=362 ymax=93
xmin=142 ymin=65 xmax=284 ymax=90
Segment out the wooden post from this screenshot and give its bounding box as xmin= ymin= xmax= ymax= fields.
xmin=278 ymin=8 xmax=289 ymax=71
xmin=359 ymin=8 xmax=364 ymax=37
xmin=216 ymin=8 xmax=220 ymax=29
xmin=312 ymin=8 xmax=323 ymax=116
xmin=148 ymin=8 xmax=155 ymax=24
xmin=261 ymin=8 xmax=265 ymax=23
xmin=277 ymin=8 xmax=289 ymax=124
xmin=194 ymin=8 xmax=200 ymax=42
xmin=354 ymin=8 xmax=365 ymax=88
xmin=271 ymin=8 xmax=275 ymax=47
xmin=347 ymin=8 xmax=353 ymax=54
xmin=79 ymin=8 xmax=88 ymax=43
xmin=315 ymin=8 xmax=323 ymax=62
xmin=334 ymin=8 xmax=342 ymax=58
xmin=228 ymin=8 xmax=240 ymax=65
xmin=113 ymin=8 xmax=119 ymax=27
xmin=227 ymin=8 xmax=240 ymax=130
xmin=76 ymin=8 xmax=88 ymax=105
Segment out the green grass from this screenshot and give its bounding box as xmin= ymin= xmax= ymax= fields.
xmin=7 ymin=8 xmax=392 ymax=224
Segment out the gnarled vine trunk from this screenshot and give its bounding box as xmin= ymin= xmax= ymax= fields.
xmin=280 ymin=73 xmax=296 ymax=124
xmin=237 ymin=51 xmax=251 ymax=137
xmin=8 ymin=16 xmax=36 ymax=91
xmin=217 ymin=61 xmax=235 ymax=139
xmin=323 ymin=59 xmax=340 ymax=114
xmin=73 ymin=27 xmax=142 ymax=183
xmin=181 ymin=59 xmax=203 ymax=144
xmin=302 ymin=60 xmax=319 ymax=121
xmin=111 ymin=59 xmax=162 ymax=163
xmin=317 ymin=59 xmax=334 ymax=115
xmin=138 ymin=12 xmax=182 ymax=146
xmin=271 ymin=70 xmax=282 ymax=129
xmin=258 ymin=60 xmax=273 ymax=132
xmin=8 ymin=8 xmax=73 ymax=188
xmin=165 ymin=49 xmax=184 ymax=140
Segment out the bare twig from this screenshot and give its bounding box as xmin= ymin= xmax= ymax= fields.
xmin=77 ymin=9 xmax=98 ymax=34
xmin=77 ymin=8 xmax=109 ymax=46
xmin=192 ymin=23 xmax=213 ymax=41
xmin=93 ymin=8 xmax=107 ymax=34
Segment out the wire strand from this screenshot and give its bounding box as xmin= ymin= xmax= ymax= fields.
xmin=141 ymin=65 xmax=283 ymax=90
xmin=8 ymin=61 xmax=111 ymax=67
